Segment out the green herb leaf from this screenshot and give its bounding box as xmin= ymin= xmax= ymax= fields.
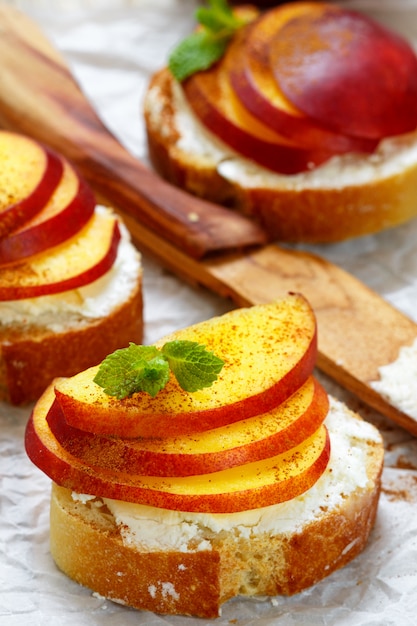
xmin=93 ymin=340 xmax=224 ymax=399
xmin=93 ymin=344 xmax=170 ymax=399
xmin=168 ymin=0 xmax=245 ymax=82
xmin=196 ymin=0 xmax=241 ymax=32
xmin=161 ymin=340 xmax=225 ymax=392
xmin=136 ymin=355 xmax=171 ymax=398
xmin=168 ymin=31 xmax=228 ymax=83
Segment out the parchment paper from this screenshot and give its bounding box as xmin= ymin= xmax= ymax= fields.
xmin=2 ymin=1 xmax=417 ymax=624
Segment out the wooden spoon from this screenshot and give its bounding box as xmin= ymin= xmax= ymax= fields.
xmin=0 ymin=4 xmax=266 ymax=259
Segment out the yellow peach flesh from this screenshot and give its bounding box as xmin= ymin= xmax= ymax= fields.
xmin=54 ymin=295 xmax=317 ymax=437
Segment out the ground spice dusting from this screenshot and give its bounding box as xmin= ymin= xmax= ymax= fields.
xmin=382 ymin=474 xmax=417 ymax=502
xmin=382 ymin=485 xmax=414 ymax=502
xmin=395 ymin=455 xmax=417 ymax=471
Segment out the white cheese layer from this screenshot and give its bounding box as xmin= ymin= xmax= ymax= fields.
xmin=370 ymin=337 xmax=417 ymax=419
xmin=0 ymin=206 xmax=142 ymax=333
xmin=160 ymin=80 xmax=417 ymax=190
xmin=72 ymin=398 xmax=382 ymax=553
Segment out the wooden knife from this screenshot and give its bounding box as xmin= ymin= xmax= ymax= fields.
xmin=0 ymin=4 xmax=416 ymax=435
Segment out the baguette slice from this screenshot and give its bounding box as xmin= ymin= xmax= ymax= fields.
xmin=0 ymin=216 xmax=143 ymax=405
xmin=144 ymin=67 xmax=417 ymax=242
xmin=49 ymin=398 xmax=383 ymax=619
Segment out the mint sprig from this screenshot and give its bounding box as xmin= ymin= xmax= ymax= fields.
xmin=168 ymin=0 xmax=246 ymax=82
xmin=93 ymin=341 xmax=224 ymax=399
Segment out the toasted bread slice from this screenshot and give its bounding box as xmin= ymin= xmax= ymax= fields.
xmin=49 ymin=398 xmax=383 ymax=618
xmin=144 ymin=67 xmax=417 ymax=242
xmin=0 ymin=215 xmax=143 ymax=404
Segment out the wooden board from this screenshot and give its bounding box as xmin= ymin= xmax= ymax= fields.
xmin=0 ymin=3 xmax=416 ymax=435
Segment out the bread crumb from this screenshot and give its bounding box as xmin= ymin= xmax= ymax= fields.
xmin=148 ymin=582 xmax=180 ymax=601
xmin=72 ymin=492 xmax=95 ymax=504
xmin=92 ymin=591 xmax=106 ymax=601
xmin=161 ymin=582 xmax=179 ymax=601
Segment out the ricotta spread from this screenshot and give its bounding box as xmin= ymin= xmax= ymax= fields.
xmin=165 ymin=80 xmax=417 ymax=190
xmin=0 ymin=206 xmax=142 ymax=332
xmin=72 ymin=397 xmax=382 ymax=552
xmin=370 ymin=337 xmax=417 ymax=420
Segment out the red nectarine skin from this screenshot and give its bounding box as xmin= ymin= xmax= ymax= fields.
xmin=25 ymin=384 xmax=331 ymax=513
xmin=0 ymin=141 xmax=63 ymax=239
xmin=0 ymin=212 xmax=120 ymax=300
xmin=47 ymin=377 xmax=329 ymax=477
xmin=230 ymin=62 xmax=377 ymax=155
xmin=183 ymin=46 xmax=335 ymax=174
xmin=232 ymin=10 xmax=378 ymax=153
xmin=269 ymin=6 xmax=417 ymax=139
xmin=0 ymin=160 xmax=95 ymax=266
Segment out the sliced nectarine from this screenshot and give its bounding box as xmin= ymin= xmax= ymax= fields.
xmin=0 ymin=158 xmax=95 ymax=266
xmin=0 ymin=209 xmax=120 ymax=300
xmin=54 ymin=294 xmax=317 ymax=438
xmin=47 ymin=376 xmax=329 ymax=476
xmin=268 ymin=4 xmax=417 ymax=139
xmin=26 ymin=384 xmax=330 ymax=513
xmin=231 ymin=5 xmax=377 ymax=153
xmin=183 ymin=31 xmax=334 ymax=174
xmin=0 ymin=131 xmax=63 ymax=238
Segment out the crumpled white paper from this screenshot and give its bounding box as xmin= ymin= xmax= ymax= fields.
xmin=2 ymin=1 xmax=417 ymax=624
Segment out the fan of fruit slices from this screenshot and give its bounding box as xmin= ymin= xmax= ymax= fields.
xmin=25 ymin=294 xmax=333 ymax=514
xmin=0 ymin=130 xmax=120 ymax=298
xmin=175 ymin=1 xmax=417 ymax=174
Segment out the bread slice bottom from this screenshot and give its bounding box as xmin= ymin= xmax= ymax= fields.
xmin=49 ymin=400 xmax=383 ymax=618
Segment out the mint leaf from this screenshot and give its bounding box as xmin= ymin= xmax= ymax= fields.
xmin=196 ymin=0 xmax=241 ymax=32
xmin=93 ymin=340 xmax=224 ymax=399
xmin=162 ymin=340 xmax=224 ymax=392
xmin=136 ymin=354 xmax=171 ymax=397
xmin=168 ymin=0 xmax=246 ymax=82
xmin=169 ymin=31 xmax=229 ymax=83
xmin=93 ymin=344 xmax=169 ymax=399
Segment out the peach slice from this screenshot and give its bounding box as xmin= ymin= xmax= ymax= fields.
xmin=47 ymin=376 xmax=329 ymax=476
xmin=231 ymin=4 xmax=377 ymax=153
xmin=54 ymin=294 xmax=317 ymax=438
xmin=0 ymin=158 xmax=95 ymax=265
xmin=0 ymin=131 xmax=63 ymax=238
xmin=26 ymin=384 xmax=331 ymax=513
xmin=268 ymin=4 xmax=417 ymax=139
xmin=0 ymin=209 xmax=120 ymax=300
xmin=183 ymin=32 xmax=334 ymax=174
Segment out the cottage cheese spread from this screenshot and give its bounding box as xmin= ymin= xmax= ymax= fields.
xmin=164 ymin=80 xmax=417 ymax=189
xmin=370 ymin=337 xmax=417 ymax=420
xmin=73 ymin=398 xmax=381 ymax=552
xmin=0 ymin=206 xmax=141 ymax=332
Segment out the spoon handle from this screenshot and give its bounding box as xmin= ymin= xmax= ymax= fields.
xmin=0 ymin=4 xmax=266 ymax=259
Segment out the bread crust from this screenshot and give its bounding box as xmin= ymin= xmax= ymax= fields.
xmin=0 ymin=276 xmax=143 ymax=405
xmin=50 ymin=484 xmax=221 ymax=618
xmin=144 ymin=67 xmax=417 ymax=243
xmin=49 ymin=404 xmax=383 ymax=619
